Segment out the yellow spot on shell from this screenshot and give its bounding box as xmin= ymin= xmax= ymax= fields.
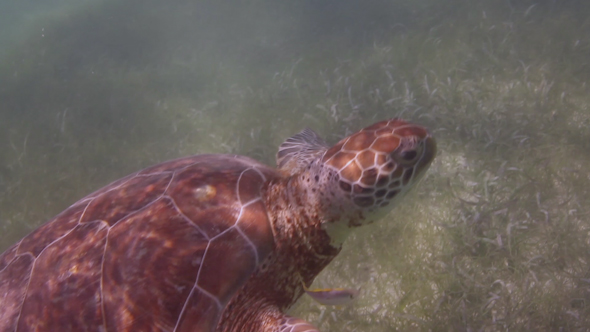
xmin=194 ymin=185 xmax=216 ymax=202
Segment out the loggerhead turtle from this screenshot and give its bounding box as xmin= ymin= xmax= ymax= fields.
xmin=0 ymin=118 xmax=436 ymax=332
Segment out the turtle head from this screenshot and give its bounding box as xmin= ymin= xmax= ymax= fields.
xmin=321 ymin=117 xmax=435 ymax=220
xmin=277 ymin=118 xmax=436 ymax=245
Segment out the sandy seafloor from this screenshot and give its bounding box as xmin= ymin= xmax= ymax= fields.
xmin=1 ymin=0 xmax=590 ymax=330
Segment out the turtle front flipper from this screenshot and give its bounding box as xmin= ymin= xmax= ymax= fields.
xmin=276 ymin=128 xmax=329 ymax=176
xmin=276 ymin=316 xmax=320 ymax=332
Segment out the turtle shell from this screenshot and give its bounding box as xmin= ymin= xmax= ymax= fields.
xmin=0 ymin=154 xmax=280 ymax=332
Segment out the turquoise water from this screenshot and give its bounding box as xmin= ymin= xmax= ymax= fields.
xmin=1 ymin=0 xmax=590 ymax=330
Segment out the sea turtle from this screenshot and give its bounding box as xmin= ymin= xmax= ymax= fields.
xmin=0 ymin=118 xmax=436 ymax=332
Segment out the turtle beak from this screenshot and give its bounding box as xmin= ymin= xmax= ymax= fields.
xmin=418 ymin=136 xmax=437 ymax=172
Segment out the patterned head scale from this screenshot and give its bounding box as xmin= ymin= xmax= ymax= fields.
xmin=322 ymin=118 xmax=436 ymax=213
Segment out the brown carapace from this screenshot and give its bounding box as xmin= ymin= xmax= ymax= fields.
xmin=0 ymin=119 xmax=435 ymax=332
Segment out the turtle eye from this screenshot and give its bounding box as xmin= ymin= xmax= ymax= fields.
xmin=393 ymin=148 xmax=419 ymax=165
xmin=392 ymin=137 xmax=422 ymax=165
xmin=400 ymin=150 xmax=417 ymax=161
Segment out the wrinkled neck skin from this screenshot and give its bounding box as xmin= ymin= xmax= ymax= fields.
xmin=296 ymin=159 xmax=367 ymax=246
xmin=216 ymin=162 xmax=356 ymax=331
xmin=270 ymin=159 xmax=363 ymax=248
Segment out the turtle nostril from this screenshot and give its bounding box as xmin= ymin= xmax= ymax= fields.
xmin=401 ymin=150 xmax=417 ymax=161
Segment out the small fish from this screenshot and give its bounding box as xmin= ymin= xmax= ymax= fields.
xmin=302 ymin=282 xmax=360 ymax=306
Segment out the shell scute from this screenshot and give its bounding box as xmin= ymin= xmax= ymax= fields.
xmin=15 ymin=203 xmax=86 ymax=257
xmin=167 ymin=167 xmax=240 ymax=239
xmin=0 ymin=254 xmax=34 ymax=331
xmin=167 ymin=165 xmax=235 ymax=211
xmin=175 ymin=290 xmax=220 ymax=332
xmin=236 ymin=199 xmax=275 ymax=260
xmin=197 ymin=228 xmax=258 ymax=304
xmin=80 ymin=172 xmax=173 ymax=226
xmin=237 ymin=168 xmax=267 ymax=204
xmin=101 ymin=198 xmax=209 ymax=331
xmin=17 ymin=220 xmax=108 ymax=332
xmin=192 ymin=207 xmax=240 ymax=239
xmin=166 ymin=158 xmax=274 ymax=240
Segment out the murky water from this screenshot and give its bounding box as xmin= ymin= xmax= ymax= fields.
xmin=1 ymin=0 xmax=589 ymax=330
